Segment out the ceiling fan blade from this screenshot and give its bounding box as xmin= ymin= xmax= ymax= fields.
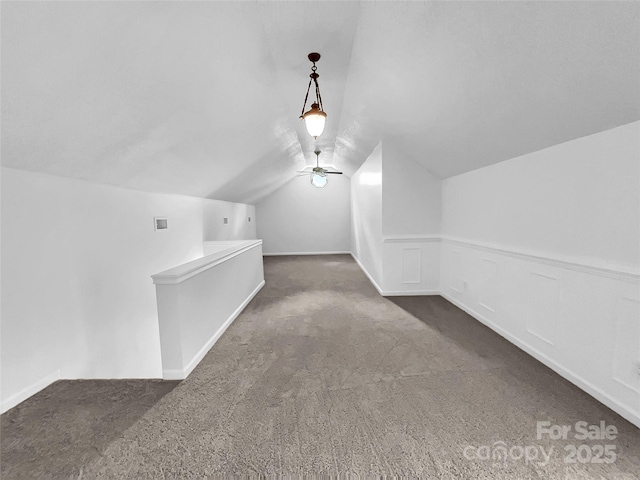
xmin=325 ymin=171 xmax=343 ymax=174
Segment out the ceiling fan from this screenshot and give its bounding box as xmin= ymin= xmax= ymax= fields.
xmin=298 ymin=150 xmax=343 ymax=188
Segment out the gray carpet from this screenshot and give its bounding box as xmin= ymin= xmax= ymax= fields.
xmin=2 ymin=255 xmax=639 ymax=478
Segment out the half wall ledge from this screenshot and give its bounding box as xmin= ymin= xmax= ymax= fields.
xmin=152 ymin=239 xmax=265 ymax=380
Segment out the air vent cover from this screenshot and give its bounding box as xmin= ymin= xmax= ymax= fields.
xmin=155 ymin=217 xmax=168 ymax=230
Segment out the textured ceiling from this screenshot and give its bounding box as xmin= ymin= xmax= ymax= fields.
xmin=2 ymin=1 xmax=639 ymax=204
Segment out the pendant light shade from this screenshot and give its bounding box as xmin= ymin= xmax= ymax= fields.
xmin=299 ymin=53 xmax=327 ymax=139
xmin=302 ymin=103 xmax=327 ymax=138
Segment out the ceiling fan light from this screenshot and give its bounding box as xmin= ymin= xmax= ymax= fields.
xmin=302 ymin=103 xmax=327 ymax=139
xmin=310 ymin=172 xmax=328 ymax=188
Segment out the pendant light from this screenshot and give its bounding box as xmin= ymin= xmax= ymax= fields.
xmin=299 ymin=53 xmax=327 ymax=139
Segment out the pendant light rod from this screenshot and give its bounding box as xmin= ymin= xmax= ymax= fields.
xmin=300 ymin=53 xmax=327 ymax=139
xmin=300 ymin=53 xmax=323 ymax=118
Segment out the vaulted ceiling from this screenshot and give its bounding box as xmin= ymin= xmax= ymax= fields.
xmin=2 ymin=1 xmax=638 ymax=204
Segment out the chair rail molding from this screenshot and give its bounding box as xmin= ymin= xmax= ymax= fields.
xmin=440 ymin=236 xmax=639 ymax=283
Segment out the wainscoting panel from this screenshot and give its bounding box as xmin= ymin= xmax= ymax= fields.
xmin=438 ymin=237 xmax=640 ymax=427
xmin=401 ymin=248 xmax=421 ymax=284
xmin=613 ymin=297 xmax=640 ymax=394
xmin=449 ymin=249 xmax=464 ymax=294
xmin=526 ymin=271 xmax=559 ymax=348
xmin=478 ymin=259 xmax=497 ymax=313
xmin=381 ymin=237 xmax=440 ymax=295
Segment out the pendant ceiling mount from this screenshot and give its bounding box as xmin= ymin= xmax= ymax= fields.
xmin=299 ymin=52 xmax=327 ymax=139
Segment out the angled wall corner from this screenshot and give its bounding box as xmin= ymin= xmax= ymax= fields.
xmin=378 ymin=140 xmax=443 ymax=294
xmin=351 ymin=142 xmax=384 ymax=290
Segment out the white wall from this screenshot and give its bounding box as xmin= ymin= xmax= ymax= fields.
xmin=256 ymin=173 xmax=351 ymax=254
xmin=351 ymin=140 xmax=442 ymax=295
xmin=382 ymin=140 xmax=441 ymax=236
xmin=351 ymin=143 xmax=384 ymax=287
xmin=1 ymin=167 xmax=255 ymax=412
xmin=440 ymin=122 xmax=640 ymax=427
xmin=203 ymin=200 xmax=256 ymax=241
xmin=380 ymin=141 xmax=442 ymax=294
xmin=442 ymin=122 xmax=640 ymax=269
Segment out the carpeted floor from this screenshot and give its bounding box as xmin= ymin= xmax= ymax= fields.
xmin=2 ymin=254 xmax=639 ymax=478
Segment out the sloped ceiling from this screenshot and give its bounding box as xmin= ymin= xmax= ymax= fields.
xmin=2 ymin=1 xmax=638 ymax=204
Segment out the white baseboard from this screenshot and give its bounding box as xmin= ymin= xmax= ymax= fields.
xmin=350 ymin=253 xmax=438 ymax=297
xmin=383 ymin=289 xmax=440 ymax=296
xmin=350 ymin=253 xmax=385 ymax=296
xmin=440 ymin=292 xmax=640 ymax=429
xmin=163 ymin=280 xmax=266 ymax=380
xmin=263 ymin=251 xmax=351 ymax=256
xmin=1 ymin=369 xmax=60 ymax=414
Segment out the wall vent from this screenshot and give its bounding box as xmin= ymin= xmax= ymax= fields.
xmin=154 ymin=217 xmax=168 ymax=231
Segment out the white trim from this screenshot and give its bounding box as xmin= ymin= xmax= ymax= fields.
xmin=440 ymin=292 xmax=640 ymax=429
xmin=384 ymin=235 xmax=638 ymax=281
xmin=351 ymin=252 xmax=438 ymax=297
xmin=612 ymin=297 xmax=640 ymax=394
xmin=379 ymin=235 xmax=639 ymax=281
xmin=203 ymin=241 xmax=252 ymax=248
xmin=162 ymin=280 xmax=265 ymax=380
xmin=152 ymin=240 xmax=262 ymax=284
xmin=530 ymin=271 xmax=559 ymax=281
xmin=383 ymin=235 xmax=440 ymax=244
xmin=350 ymin=253 xmax=385 ymax=296
xmin=478 ymin=302 xmax=495 ymax=313
xmin=526 ymin=328 xmax=556 ymax=347
xmin=441 ymin=236 xmax=639 ymax=282
xmin=263 ymin=251 xmax=351 ymax=256
xmin=613 ymin=376 xmax=640 ymax=395
xmin=162 ymin=369 xmax=189 ymax=381
xmin=262 ymin=251 xmax=351 ymax=257
xmin=1 ymin=370 xmax=60 ymax=414
xmin=382 ymin=290 xmax=440 ymax=297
